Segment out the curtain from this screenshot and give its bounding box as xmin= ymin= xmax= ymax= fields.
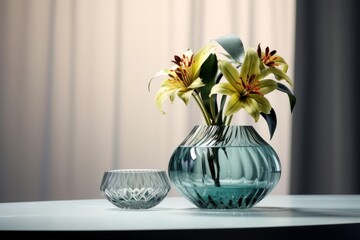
xmin=0 ymin=0 xmax=295 ymax=202
xmin=291 ymin=0 xmax=360 ymax=194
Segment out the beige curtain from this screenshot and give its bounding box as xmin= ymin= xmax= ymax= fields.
xmin=0 ymin=0 xmax=295 ymax=202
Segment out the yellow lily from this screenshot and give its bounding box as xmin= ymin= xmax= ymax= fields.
xmin=149 ymin=34 xmax=295 ymax=138
xmin=211 ymin=48 xmax=277 ymax=122
xmin=257 ymin=44 xmax=293 ymax=85
xmin=148 ymin=44 xmax=215 ymax=114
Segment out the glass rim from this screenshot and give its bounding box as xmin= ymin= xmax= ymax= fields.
xmin=105 ymin=169 xmax=166 ymax=174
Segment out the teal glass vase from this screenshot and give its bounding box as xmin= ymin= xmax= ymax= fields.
xmin=168 ymin=125 xmax=281 ymax=209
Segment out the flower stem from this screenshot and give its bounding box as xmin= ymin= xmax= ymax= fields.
xmin=224 ymin=115 xmax=233 ymax=125
xmin=192 ymin=92 xmax=212 ymax=125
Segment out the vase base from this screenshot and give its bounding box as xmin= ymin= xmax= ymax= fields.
xmin=179 ymin=185 xmax=272 ymax=209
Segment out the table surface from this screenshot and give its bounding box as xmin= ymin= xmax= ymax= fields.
xmin=1 ymin=195 xmax=360 ymax=231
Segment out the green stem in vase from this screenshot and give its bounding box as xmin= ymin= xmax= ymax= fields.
xmin=192 ymin=92 xmax=212 ymax=125
xmin=207 ymin=148 xmax=221 ymax=187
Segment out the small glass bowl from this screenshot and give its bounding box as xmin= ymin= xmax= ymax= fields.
xmin=100 ymin=169 xmax=171 ymax=209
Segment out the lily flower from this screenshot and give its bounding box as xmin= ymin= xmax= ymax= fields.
xmin=211 ymin=48 xmax=278 ymax=122
xmin=148 ymin=44 xmax=215 ymax=113
xmin=257 ymin=44 xmax=293 ymax=85
xmin=149 ymin=34 xmax=296 ymax=138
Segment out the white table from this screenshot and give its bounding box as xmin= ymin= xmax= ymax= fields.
xmin=1 ymin=195 xmax=360 ymax=239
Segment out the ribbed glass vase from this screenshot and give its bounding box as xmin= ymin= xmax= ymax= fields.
xmin=168 ymin=125 xmax=281 ymax=209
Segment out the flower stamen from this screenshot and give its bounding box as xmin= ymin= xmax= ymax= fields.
xmin=257 ymin=44 xmax=280 ymax=67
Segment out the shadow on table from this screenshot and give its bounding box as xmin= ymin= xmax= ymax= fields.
xmin=171 ymin=206 xmax=360 ymax=218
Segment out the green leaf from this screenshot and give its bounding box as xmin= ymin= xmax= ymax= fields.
xmin=199 ymin=53 xmax=218 ymax=85
xmin=199 ymin=53 xmax=218 ymax=120
xmin=260 ymin=108 xmax=277 ymax=139
xmin=215 ymin=95 xmax=227 ymax=125
xmin=277 ymin=82 xmax=296 ymax=112
xmin=215 ymin=34 xmax=245 ymax=62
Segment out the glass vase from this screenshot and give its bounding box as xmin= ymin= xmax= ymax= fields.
xmin=168 ymin=125 xmax=281 ymax=209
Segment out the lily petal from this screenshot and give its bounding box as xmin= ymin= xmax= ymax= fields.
xmin=192 ymin=44 xmax=216 ymax=78
xmin=257 ymin=79 xmax=278 ymax=94
xmin=188 ymin=77 xmax=205 ymax=89
xmin=177 ymin=89 xmax=194 ymax=105
xmin=224 ymin=93 xmax=243 ymax=116
xmin=154 ymin=87 xmax=177 ymax=113
xmin=266 ymin=67 xmax=293 ymax=85
xmin=148 ymin=67 xmax=178 ymax=91
xmin=242 ymin=97 xmax=261 ymax=122
xmin=210 ymin=82 xmax=237 ymax=96
xmin=218 ymin=60 xmax=242 ymax=92
xmin=248 ymin=94 xmax=272 ymax=114
xmin=240 ymin=48 xmax=261 ymax=83
xmin=271 ymin=55 xmax=289 ymax=72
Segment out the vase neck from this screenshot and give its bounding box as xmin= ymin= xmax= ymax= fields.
xmin=180 ymin=125 xmax=269 ymax=147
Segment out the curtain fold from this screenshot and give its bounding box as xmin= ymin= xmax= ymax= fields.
xmin=291 ymin=0 xmax=360 ymax=194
